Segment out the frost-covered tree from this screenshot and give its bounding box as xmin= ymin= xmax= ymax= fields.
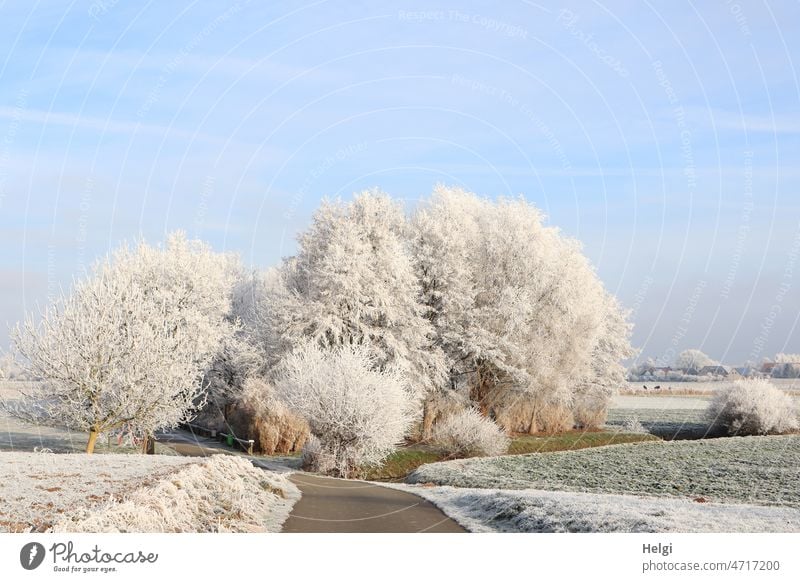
xmin=573 ymin=294 xmax=635 ymax=428
xmin=275 ymin=342 xmax=415 ymax=477
xmin=627 ymin=357 xmax=656 ymax=379
xmin=0 ymin=352 xmax=30 ymax=381
xmin=773 ymin=353 xmax=800 ymax=378
xmin=200 ymin=267 xmax=274 ymax=424
xmin=202 ymin=333 xmax=262 ymax=423
xmin=229 ymin=268 xmax=286 ymax=375
xmin=272 ymin=191 xmax=446 ymax=401
xmin=411 ymin=186 xmax=632 ymax=433
xmin=8 ymin=232 xmax=237 ymax=453
xmin=674 ymin=349 xmax=716 ymax=370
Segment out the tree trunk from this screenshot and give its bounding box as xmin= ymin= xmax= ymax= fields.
xmin=528 ymin=407 xmax=538 ymax=435
xmin=86 ymin=429 xmax=99 ymax=454
xmin=421 ymin=399 xmax=434 ymax=440
xmin=141 ymin=434 xmax=155 ymax=455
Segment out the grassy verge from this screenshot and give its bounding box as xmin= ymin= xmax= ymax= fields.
xmin=508 ymin=431 xmax=659 ymax=454
xmin=365 ymin=431 xmax=658 ymax=481
xmin=365 ymin=447 xmax=443 ymax=481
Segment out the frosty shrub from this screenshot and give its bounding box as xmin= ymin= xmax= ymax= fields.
xmin=276 ymin=343 xmax=416 ymax=478
xmin=301 ymin=435 xmax=336 ymax=474
xmin=707 ymin=379 xmax=799 ymax=436
xmin=228 ymin=377 xmax=309 ymax=455
xmin=420 ymin=389 xmax=470 ymax=439
xmin=431 ymin=409 xmax=510 ymax=458
xmin=622 ymin=416 xmax=647 ymax=434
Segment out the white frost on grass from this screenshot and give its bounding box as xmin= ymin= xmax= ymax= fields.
xmin=611 ymin=395 xmax=710 ymax=410
xmin=389 ymin=484 xmax=800 ymax=533
xmin=0 ymin=452 xmax=299 ymax=533
xmin=0 ymin=451 xmax=197 ymax=532
xmin=606 ymin=395 xmax=713 ymax=438
xmin=53 ymin=455 xmax=299 ymax=533
xmin=408 ymin=435 xmax=800 ymax=508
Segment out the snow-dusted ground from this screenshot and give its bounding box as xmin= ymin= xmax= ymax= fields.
xmin=0 ymin=452 xmax=197 ymax=531
xmin=387 ymin=484 xmax=800 ymax=533
xmin=408 ymin=435 xmax=800 ymax=508
xmin=0 ymin=452 xmax=298 ymax=533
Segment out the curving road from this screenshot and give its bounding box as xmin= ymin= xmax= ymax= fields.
xmin=160 ymin=429 xmax=465 ymax=533
xmin=282 ymin=473 xmax=465 ymax=533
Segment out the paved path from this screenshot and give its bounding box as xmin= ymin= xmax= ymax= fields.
xmin=161 ymin=429 xmax=464 ymax=533
xmin=282 ymin=473 xmax=465 ymax=533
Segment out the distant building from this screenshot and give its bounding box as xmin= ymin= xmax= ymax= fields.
xmin=761 ymin=362 xmax=778 ymax=375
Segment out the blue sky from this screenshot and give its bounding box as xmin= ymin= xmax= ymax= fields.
xmin=0 ymin=0 xmax=798 ymax=365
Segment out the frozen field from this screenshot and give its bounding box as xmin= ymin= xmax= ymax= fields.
xmin=623 ymin=378 xmax=800 ymax=395
xmin=608 ymin=387 xmax=800 ymax=438
xmin=0 ymin=452 xmax=298 ymax=533
xmin=391 ymin=484 xmax=800 ymax=533
xmin=408 ymin=435 xmax=800 ymax=508
xmin=612 ymin=395 xmax=709 ymax=409
xmin=606 ymin=394 xmax=711 ymax=439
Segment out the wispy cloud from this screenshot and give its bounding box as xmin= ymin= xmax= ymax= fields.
xmin=685 ymin=106 xmax=800 ymax=135
xmin=0 ymin=105 xmax=218 ymax=142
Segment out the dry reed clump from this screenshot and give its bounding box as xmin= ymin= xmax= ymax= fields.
xmin=50 ymin=455 xmax=300 ymax=533
xmin=482 ymin=389 xmax=574 ymax=434
xmin=227 ymin=377 xmax=309 ymax=455
xmin=572 ymin=393 xmax=610 ymax=430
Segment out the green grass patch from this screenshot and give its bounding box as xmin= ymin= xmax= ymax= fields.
xmin=366 ymin=431 xmax=659 ymax=481
xmin=508 ymin=431 xmax=659 ymax=455
xmin=365 ymin=447 xmax=444 ymax=481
